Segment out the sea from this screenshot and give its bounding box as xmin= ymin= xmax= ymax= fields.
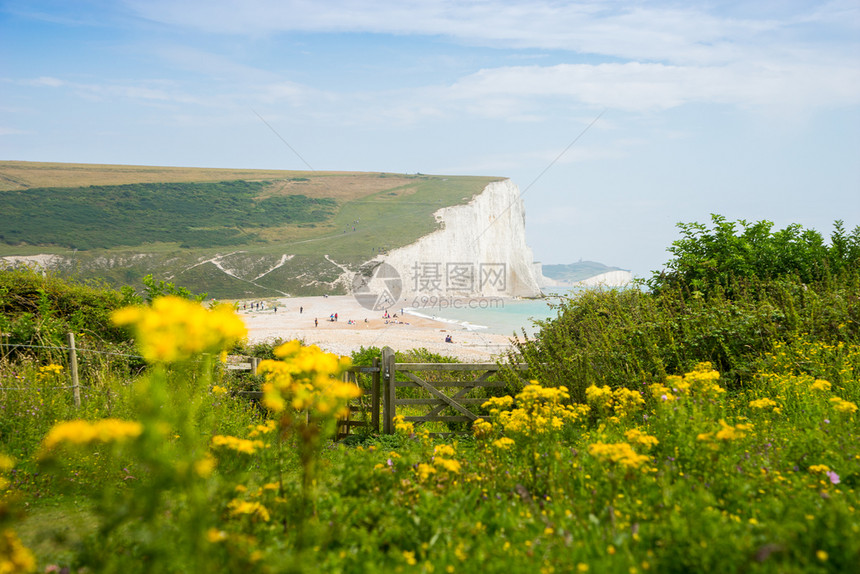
xmin=404 ymin=288 xmax=579 ymax=337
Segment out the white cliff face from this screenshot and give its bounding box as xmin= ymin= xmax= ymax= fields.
xmin=379 ymin=179 xmax=543 ymax=300
xmin=536 ymin=268 xmax=633 ymax=288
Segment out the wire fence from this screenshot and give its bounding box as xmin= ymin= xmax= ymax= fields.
xmin=0 ymin=334 xmax=257 ymax=396
xmin=0 ymin=342 xmax=144 ymax=360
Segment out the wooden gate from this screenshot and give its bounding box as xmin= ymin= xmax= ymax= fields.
xmin=229 ymin=348 xmax=528 ymax=438
xmin=380 ymin=346 xmax=528 ymax=435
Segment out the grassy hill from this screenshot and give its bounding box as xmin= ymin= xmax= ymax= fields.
xmin=0 ymin=161 xmax=501 ymax=298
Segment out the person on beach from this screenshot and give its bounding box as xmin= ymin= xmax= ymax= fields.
xmin=300 ymin=306 xmax=303 ymax=314
xmin=315 ymin=318 xmax=318 ymax=327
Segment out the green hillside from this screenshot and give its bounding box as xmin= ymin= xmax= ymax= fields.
xmin=0 ymin=161 xmax=501 ymax=298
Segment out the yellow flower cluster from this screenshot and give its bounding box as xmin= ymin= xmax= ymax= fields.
xmin=37 ymin=364 xmax=64 ymax=381
xmin=653 ymin=362 xmax=726 ymax=404
xmin=0 ymin=529 xmax=36 ymax=574
xmin=416 ymin=463 xmax=436 ymax=481
xmin=40 ymin=418 xmax=143 ymax=456
xmin=586 ymin=385 xmax=645 ymax=419
xmin=0 ymin=455 xmax=12 ymax=491
xmin=829 ymin=397 xmax=858 ymax=414
xmin=227 ymin=499 xmax=270 ymax=522
xmin=482 ymin=382 xmax=589 ymax=438
xmin=472 ymin=418 xmax=493 ymax=438
xmin=258 ymin=341 xmax=357 ymax=419
xmin=811 ymin=379 xmax=832 ymax=392
xmin=413 ymin=444 xmax=461 ymax=482
xmin=697 ymin=420 xmax=754 ymax=443
xmin=247 ymin=420 xmax=277 ymax=438
xmin=492 ymin=437 xmax=516 ymax=450
xmin=624 ymin=428 xmax=659 ymax=450
xmin=808 ymin=464 xmax=831 ymax=474
xmin=113 ymin=296 xmax=247 ymax=363
xmin=585 ymin=385 xmax=613 ymax=410
xmin=433 ymin=444 xmax=461 ymax=474
xmin=393 ymin=415 xmax=415 ymax=435
xmin=748 ymin=398 xmax=778 ymax=410
xmin=211 ymin=435 xmax=266 ymax=455
xmin=587 ymin=441 xmax=650 ymax=470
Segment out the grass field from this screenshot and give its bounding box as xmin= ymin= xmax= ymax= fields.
xmin=0 ymin=161 xmax=501 ymax=297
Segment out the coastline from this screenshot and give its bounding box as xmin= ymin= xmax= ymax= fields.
xmin=233 ymin=295 xmax=518 ymax=362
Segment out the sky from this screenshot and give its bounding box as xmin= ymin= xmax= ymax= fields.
xmin=2 ymin=0 xmax=859 ymax=278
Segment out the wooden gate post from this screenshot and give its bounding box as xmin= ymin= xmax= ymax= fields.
xmin=371 ymin=356 xmax=380 ymax=433
xmin=66 ymin=332 xmax=81 ymax=407
xmin=382 ymin=347 xmax=396 ymax=434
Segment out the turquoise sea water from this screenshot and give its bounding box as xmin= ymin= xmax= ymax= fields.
xmin=405 ymin=289 xmax=577 ymax=337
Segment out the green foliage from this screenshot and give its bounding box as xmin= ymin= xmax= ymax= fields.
xmin=0 ymin=180 xmax=337 ymax=249
xmin=0 ymin=267 xmax=138 ymax=354
xmin=140 ymin=273 xmax=206 ymax=304
xmin=512 ymin=217 xmax=860 ymax=395
xmin=649 ymin=215 xmax=860 ymax=294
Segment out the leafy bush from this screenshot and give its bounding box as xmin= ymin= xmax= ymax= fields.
xmin=510 ymin=217 xmax=860 ymax=394
xmin=649 ymin=215 xmax=860 ymax=295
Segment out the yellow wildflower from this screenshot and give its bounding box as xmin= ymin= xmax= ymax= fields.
xmin=586 ymin=385 xmax=613 ymax=410
xmin=829 ymin=397 xmax=858 ymax=414
xmin=248 ymin=420 xmax=277 ymax=438
xmin=434 ymin=458 xmax=461 ymax=474
xmin=713 ymin=420 xmax=753 ymax=441
xmin=211 ymin=435 xmax=265 ymax=455
xmin=258 ymin=341 xmax=356 ymax=420
xmin=588 ymin=442 xmax=649 ymax=470
xmin=434 ymin=444 xmax=456 ymax=458
xmin=482 ymin=395 xmax=514 ymax=414
xmin=811 ymin=379 xmax=832 ymax=392
xmin=492 ymin=437 xmax=515 ymax=450
xmin=113 ymin=296 xmax=247 ymax=363
xmin=472 ymin=418 xmax=493 ymax=437
xmin=624 ymin=428 xmax=659 ymax=450
xmin=393 ymin=415 xmax=415 ymax=435
xmin=0 ymin=529 xmax=36 ymax=574
xmin=194 ymin=454 xmax=216 ymax=477
xmin=749 ymin=398 xmax=778 ymax=410
xmin=40 ymin=418 xmax=143 ymax=456
xmin=227 ymin=499 xmax=270 ymax=522
xmin=416 ymin=463 xmax=436 ymax=481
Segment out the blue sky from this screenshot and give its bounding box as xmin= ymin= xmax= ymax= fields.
xmin=2 ymin=0 xmax=859 ymax=278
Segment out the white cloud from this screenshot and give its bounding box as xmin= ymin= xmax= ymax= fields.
xmin=445 ymin=61 xmax=860 ymax=113
xmin=0 ymin=127 xmax=30 ymax=136
xmin=123 ymin=0 xmax=859 ymax=66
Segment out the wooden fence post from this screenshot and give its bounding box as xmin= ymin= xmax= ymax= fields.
xmin=251 ymin=357 xmax=260 ymax=375
xmin=66 ymin=332 xmax=80 ymax=407
xmin=371 ymin=357 xmax=380 ymax=433
xmin=382 ymin=347 xmax=396 ymax=434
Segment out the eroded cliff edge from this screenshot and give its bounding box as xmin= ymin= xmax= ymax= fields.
xmin=366 ymin=179 xmax=543 ymax=300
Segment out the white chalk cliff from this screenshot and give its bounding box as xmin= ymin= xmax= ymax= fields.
xmin=376 ymin=179 xmax=543 ymax=299
xmin=537 ymin=269 xmax=633 ymax=288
